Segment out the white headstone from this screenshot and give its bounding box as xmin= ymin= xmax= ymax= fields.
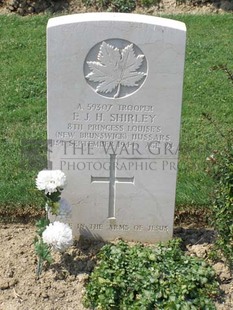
xmin=47 ymin=13 xmax=186 ymax=243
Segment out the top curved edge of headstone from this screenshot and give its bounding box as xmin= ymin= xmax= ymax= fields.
xmin=47 ymin=13 xmax=186 ymax=32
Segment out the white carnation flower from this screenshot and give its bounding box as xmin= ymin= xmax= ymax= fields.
xmin=36 ymin=170 xmax=67 ymax=195
xmin=42 ymin=221 xmax=73 ymax=252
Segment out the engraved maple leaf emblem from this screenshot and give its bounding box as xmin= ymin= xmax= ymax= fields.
xmin=86 ymin=42 xmax=146 ymax=98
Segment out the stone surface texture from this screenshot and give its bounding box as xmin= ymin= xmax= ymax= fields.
xmin=47 ymin=13 xmax=186 ymax=242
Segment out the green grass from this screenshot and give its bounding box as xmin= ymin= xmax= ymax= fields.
xmin=174 ymin=15 xmax=233 ymax=205
xmin=0 ymin=14 xmax=232 ymax=213
xmin=0 ymin=15 xmax=49 ymax=209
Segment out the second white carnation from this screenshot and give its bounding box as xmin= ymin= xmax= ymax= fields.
xmin=42 ymin=221 xmax=73 ymax=252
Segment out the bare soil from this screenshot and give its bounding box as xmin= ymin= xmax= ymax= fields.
xmin=0 ymin=0 xmax=233 ymax=15
xmin=67 ymin=0 xmax=233 ymax=15
xmin=0 ymin=223 xmax=232 ymax=310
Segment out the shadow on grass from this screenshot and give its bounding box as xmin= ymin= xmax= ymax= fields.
xmin=0 ymin=205 xmax=44 ymax=224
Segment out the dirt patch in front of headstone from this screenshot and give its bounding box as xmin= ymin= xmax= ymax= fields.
xmin=0 ymin=223 xmax=232 ymax=309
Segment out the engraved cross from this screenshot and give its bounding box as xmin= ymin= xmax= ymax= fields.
xmin=91 ymin=154 xmax=134 ymax=219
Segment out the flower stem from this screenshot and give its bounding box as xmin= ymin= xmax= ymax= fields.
xmin=36 ymin=256 xmax=43 ymax=279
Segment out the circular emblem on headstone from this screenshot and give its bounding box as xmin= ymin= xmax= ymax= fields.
xmin=84 ymin=39 xmax=148 ymax=99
